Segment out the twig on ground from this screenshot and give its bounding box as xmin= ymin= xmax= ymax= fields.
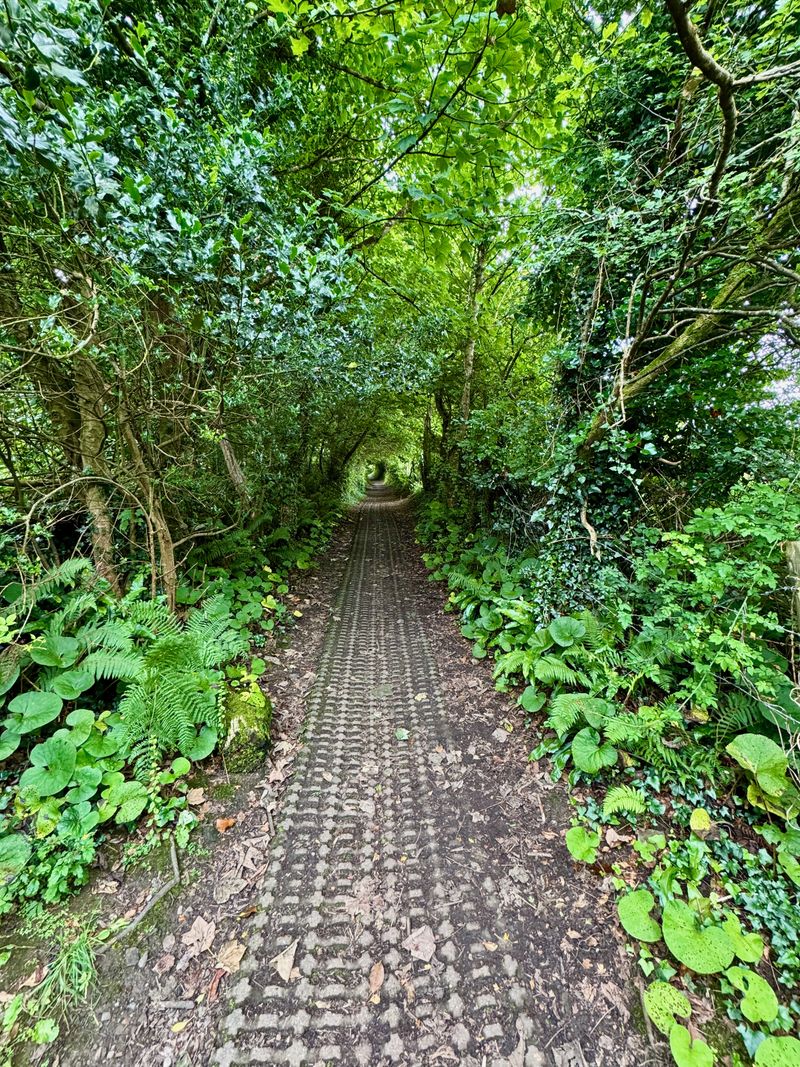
xmin=100 ymin=837 xmax=181 ymax=952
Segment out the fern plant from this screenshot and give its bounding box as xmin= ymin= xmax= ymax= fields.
xmin=115 ymin=597 xmax=247 ymax=775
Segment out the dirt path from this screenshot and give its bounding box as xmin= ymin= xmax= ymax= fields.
xmin=211 ymin=485 xmax=654 ymax=1067
xmin=49 ymin=486 xmax=658 ymax=1067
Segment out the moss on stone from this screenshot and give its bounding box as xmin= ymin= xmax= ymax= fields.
xmin=222 ymin=682 xmax=273 ymax=771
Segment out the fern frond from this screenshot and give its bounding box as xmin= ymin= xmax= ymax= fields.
xmin=713 ymin=692 xmax=764 ymax=743
xmin=602 ymin=784 xmax=647 ymax=818
xmin=9 ymin=558 xmax=93 ymax=610
xmin=533 ymin=654 xmax=581 ymax=686
xmin=82 ymin=651 xmax=144 ymax=682
xmin=125 ymin=600 xmax=181 ymax=638
xmin=493 ymin=648 xmax=530 ymax=679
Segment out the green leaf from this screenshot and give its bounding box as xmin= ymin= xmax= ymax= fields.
xmin=395 ymin=727 xmax=409 ymax=741
xmin=721 ymin=912 xmax=764 ymax=964
xmin=19 ymin=736 xmax=77 ymax=797
xmin=643 ymin=980 xmax=690 ymax=1035
xmin=0 ymin=730 xmax=20 ymax=760
xmin=662 ymin=900 xmax=735 ymax=974
xmin=51 ymin=668 xmax=95 ymax=700
xmin=565 ymin=825 xmax=600 ymax=863
xmin=83 ymin=730 xmax=120 ymax=758
xmin=669 ymin=1024 xmax=714 ymax=1067
xmin=689 ymin=808 xmax=711 ymax=835
xmin=66 ymin=765 xmax=102 ymax=803
xmin=548 ymin=616 xmax=586 ymax=647
xmin=8 ymin=690 xmax=63 ymax=734
xmin=725 ymin=967 xmax=778 ymax=1023
xmin=107 ymin=780 xmax=149 ymax=824
xmin=182 ymin=726 xmax=217 ymax=761
xmin=726 ymin=734 xmax=788 ymax=796
xmin=171 ymin=756 xmax=191 ymax=777
xmin=31 ymin=1017 xmax=59 ymax=1044
xmin=29 ymin=635 xmax=80 ymax=668
xmin=617 ymin=888 xmax=661 ymax=943
xmin=754 ymin=1036 xmax=800 ymax=1066
xmin=519 ymin=686 xmax=545 ymax=714
xmin=571 ymin=727 xmax=617 ymax=774
xmin=0 ymin=833 xmax=32 ymax=882
xmin=65 ymin=708 xmax=94 ymax=746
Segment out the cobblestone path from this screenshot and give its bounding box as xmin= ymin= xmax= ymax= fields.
xmin=213 ymin=486 xmax=643 ymax=1067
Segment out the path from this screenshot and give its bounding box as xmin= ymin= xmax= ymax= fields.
xmin=213 ymin=485 xmax=653 ymax=1067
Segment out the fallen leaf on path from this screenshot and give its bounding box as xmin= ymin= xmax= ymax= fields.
xmin=181 ymin=916 xmax=216 ymax=957
xmin=171 ymin=1020 xmax=188 ymax=1034
xmin=368 ymin=961 xmax=384 ymax=996
xmin=93 ymin=879 xmax=119 ymax=895
xmin=20 ymin=964 xmax=47 ymax=988
xmin=394 ymin=728 xmax=409 ymax=741
xmin=402 ymin=925 xmax=436 ymax=962
xmin=215 ymin=817 xmax=236 ymax=833
xmin=186 ymin=788 xmax=205 ymax=805
xmin=152 ymin=954 xmax=175 ymax=976
xmin=213 ymin=877 xmax=247 ymax=904
xmin=217 ymin=941 xmax=246 ymax=974
xmin=207 ymin=969 xmax=225 ymax=1002
xmin=270 ymin=939 xmax=298 ymax=982
xmin=483 ymin=941 xmax=498 ymax=952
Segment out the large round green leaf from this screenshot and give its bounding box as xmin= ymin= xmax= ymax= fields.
xmin=662 ymin=899 xmax=735 ymax=974
xmin=726 ymin=967 xmax=778 ymax=1023
xmin=51 ymin=669 xmax=95 ymax=700
xmin=8 ymin=690 xmax=63 ymax=734
xmin=618 ymin=889 xmax=662 ymax=943
xmin=519 ymin=686 xmax=546 ymax=714
xmin=0 ymin=833 xmax=32 ymax=883
xmin=19 ymin=736 xmax=77 ymax=797
xmin=182 ymin=725 xmax=217 ymax=762
xmin=571 ymin=726 xmax=617 ymax=774
xmin=29 ymin=635 xmax=80 ymax=668
xmin=66 ymin=765 xmax=102 ymax=803
xmin=643 ymin=981 xmax=690 ymax=1036
xmin=726 ymin=734 xmax=788 ymax=796
xmin=754 ymin=1036 xmax=800 ymax=1066
xmin=82 ymin=730 xmax=120 ymax=758
xmin=64 ymin=708 xmax=95 ymax=746
xmin=548 ymin=616 xmax=586 ymax=647
xmin=109 ymin=780 xmax=149 ymax=824
xmin=669 ymin=1024 xmax=714 ymax=1067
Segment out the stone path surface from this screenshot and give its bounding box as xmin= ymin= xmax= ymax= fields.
xmin=213 ymin=485 xmax=653 ymax=1067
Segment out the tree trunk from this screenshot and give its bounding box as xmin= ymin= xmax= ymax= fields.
xmin=460 ymin=243 xmax=487 ymax=425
